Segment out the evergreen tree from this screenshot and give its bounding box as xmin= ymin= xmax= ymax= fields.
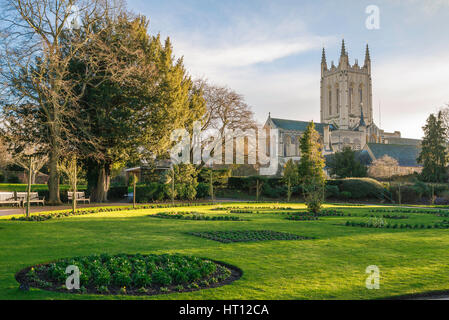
xmin=298 ymin=122 xmax=326 ymax=213
xmin=418 ymin=112 xmax=448 ymax=182
xmin=283 ymin=159 xmax=299 ymax=202
xmin=327 ymin=146 xmax=367 ymax=178
xmin=74 ymin=16 xmax=205 ymax=202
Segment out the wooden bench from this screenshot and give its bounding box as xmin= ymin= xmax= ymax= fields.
xmin=68 ymin=191 xmax=90 ymax=204
xmin=16 ymin=192 xmax=45 ymax=206
xmin=0 ymin=192 xmax=22 ymax=207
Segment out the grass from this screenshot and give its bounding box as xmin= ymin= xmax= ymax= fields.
xmin=1 ymin=202 xmax=449 ymax=300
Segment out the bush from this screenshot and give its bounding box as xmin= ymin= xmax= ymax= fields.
xmin=108 ymin=186 xmax=128 ymax=200
xmin=196 ymin=182 xmax=210 ymax=199
xmin=340 ymin=191 xmax=352 ymax=199
xmin=135 ymin=183 xmax=165 ymax=203
xmin=337 ymin=178 xmax=386 ymax=199
xmin=7 ymin=175 xmax=20 ymax=183
xmin=325 ymin=185 xmax=339 ymax=198
xmin=0 ymin=173 xmax=5 ymax=183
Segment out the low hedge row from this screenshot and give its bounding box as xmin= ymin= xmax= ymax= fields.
xmin=225 ymin=177 xmax=389 ymax=201
xmin=345 ymin=220 xmax=449 ymax=229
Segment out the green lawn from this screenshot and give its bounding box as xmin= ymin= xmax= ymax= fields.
xmin=1 ymin=203 xmax=449 ymax=300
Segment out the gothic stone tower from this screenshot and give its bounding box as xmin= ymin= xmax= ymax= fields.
xmin=320 ymin=40 xmax=373 ymax=130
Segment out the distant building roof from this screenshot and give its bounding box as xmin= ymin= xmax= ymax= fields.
xmin=269 ymin=118 xmax=332 ymax=134
xmin=383 ymin=137 xmax=421 ymax=146
xmin=365 ymin=143 xmax=422 ymax=167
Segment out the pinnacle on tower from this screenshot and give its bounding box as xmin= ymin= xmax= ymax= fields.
xmin=340 ymin=39 xmax=347 ymax=57
xmin=321 ymin=48 xmax=327 ymax=64
xmin=321 ymin=47 xmax=328 ymax=74
xmin=365 ymin=44 xmax=371 ymax=61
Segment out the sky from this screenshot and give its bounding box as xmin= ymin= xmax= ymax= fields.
xmin=128 ymin=0 xmax=449 ymax=139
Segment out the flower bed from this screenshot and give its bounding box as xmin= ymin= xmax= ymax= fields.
xmin=16 ymin=254 xmax=241 ymax=296
xmin=344 ymin=219 xmax=449 ymax=229
xmin=286 ymin=215 xmax=319 ymax=221
xmin=188 ymin=230 xmax=312 ymax=243
xmin=369 ymin=208 xmax=448 ymax=215
xmin=363 ymin=214 xmax=408 ymax=219
xmin=151 ymin=212 xmax=245 ymax=221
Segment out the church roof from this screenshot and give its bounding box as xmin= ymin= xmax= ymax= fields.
xmin=269 ymin=118 xmax=332 ymax=134
xmin=365 ymin=143 xmax=422 ymax=167
xmin=383 ymin=137 xmax=421 ymax=146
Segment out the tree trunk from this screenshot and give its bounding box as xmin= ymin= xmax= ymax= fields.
xmin=91 ymin=162 xmax=111 ymax=203
xmin=47 ymin=150 xmax=61 ymax=205
xmin=26 ymin=157 xmax=32 ymax=217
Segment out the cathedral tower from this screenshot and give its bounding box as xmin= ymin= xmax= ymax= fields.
xmin=320 ymin=40 xmax=373 ymax=129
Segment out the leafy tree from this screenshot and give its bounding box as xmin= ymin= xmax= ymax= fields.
xmin=76 ymin=16 xmax=206 ymax=202
xmin=418 ymin=112 xmax=448 ymax=182
xmin=328 ymin=146 xmax=367 ymax=178
xmin=298 ymin=122 xmax=326 ymax=213
xmin=283 ymin=159 xmax=299 ymax=201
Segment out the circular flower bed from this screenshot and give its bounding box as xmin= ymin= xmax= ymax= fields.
xmin=16 ymin=254 xmax=241 ymax=296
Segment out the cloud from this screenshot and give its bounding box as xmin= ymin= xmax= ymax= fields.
xmin=176 ymin=37 xmax=323 ymax=70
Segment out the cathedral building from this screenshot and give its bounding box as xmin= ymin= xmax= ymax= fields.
xmin=264 ymin=40 xmax=421 ymax=173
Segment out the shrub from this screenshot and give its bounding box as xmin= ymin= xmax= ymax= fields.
xmin=151 ymin=270 xmax=172 ymax=286
xmin=196 ymin=182 xmax=210 ymax=199
xmin=338 ymin=178 xmax=386 ymax=199
xmin=326 ymin=185 xmax=340 ymax=198
xmin=7 ymin=175 xmax=20 ymax=183
xmin=340 ymin=191 xmax=352 ymax=199
xmin=107 ymin=186 xmax=128 ymax=200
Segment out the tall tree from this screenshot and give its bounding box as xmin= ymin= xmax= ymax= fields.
xmin=283 ymin=159 xmax=299 ymax=202
xmin=298 ymin=122 xmax=326 ymax=213
xmin=418 ymin=112 xmax=448 ymax=182
xmin=327 ymin=146 xmax=367 ymax=178
xmin=0 ymin=0 xmax=116 ymax=204
xmin=76 ymin=17 xmax=206 ymax=202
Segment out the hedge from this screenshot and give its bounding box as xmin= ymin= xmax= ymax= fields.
xmin=107 ymin=186 xmax=128 ymax=200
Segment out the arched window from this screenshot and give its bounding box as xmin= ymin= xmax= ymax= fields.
xmin=349 ymin=86 xmax=353 ymax=113
xmin=359 ymin=85 xmax=363 ymax=104
xmin=328 ymin=88 xmax=332 ymax=115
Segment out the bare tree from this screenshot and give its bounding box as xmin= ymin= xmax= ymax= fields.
xmin=439 ymin=103 xmax=449 ymax=141
xmin=58 ymin=154 xmax=78 ymax=214
xmin=0 ymin=136 xmax=12 ymax=169
xmin=0 ymin=0 xmax=121 ymax=204
xmin=368 ymin=155 xmax=400 ymax=179
xmin=196 ymin=79 xmax=256 ymax=136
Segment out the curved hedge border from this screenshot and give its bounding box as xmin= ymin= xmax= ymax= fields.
xmin=344 ymin=220 xmax=449 ymax=229
xmin=369 ymin=208 xmax=448 ymax=215
xmin=10 ymin=203 xmax=216 ymax=222
xmin=16 ymin=253 xmax=242 ymax=296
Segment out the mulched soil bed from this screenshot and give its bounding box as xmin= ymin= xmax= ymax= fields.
xmin=188 ymin=230 xmax=313 ymax=243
